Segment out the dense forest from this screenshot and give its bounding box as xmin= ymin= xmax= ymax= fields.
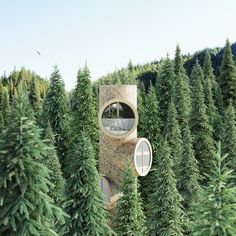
xmin=0 ymin=39 xmax=236 ymax=235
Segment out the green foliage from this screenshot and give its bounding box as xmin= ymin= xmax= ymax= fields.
xmin=219 ymin=39 xmax=236 ymax=107
xmin=40 ymin=65 xmax=71 ymax=173
xmin=137 ymin=80 xmax=146 ymax=136
xmin=203 ymin=51 xmax=222 ymax=141
xmin=0 ymin=92 xmax=66 ymax=235
xmin=63 ymin=131 xmax=113 ymax=236
xmin=190 ymin=63 xmax=214 ymax=177
xmin=165 ymin=100 xmax=182 ymax=170
xmin=0 ymin=111 xmax=4 ymax=133
xmin=222 ymin=103 xmax=236 ymax=171
xmin=29 ymin=77 xmax=41 ymax=113
xmin=1 ymin=86 xmax=10 ymax=125
xmin=116 ymin=164 xmax=145 ymax=236
xmin=42 ymin=123 xmax=65 ymax=203
xmin=71 ymin=65 xmax=98 ymax=158
xmin=191 ymin=144 xmax=236 ymax=235
xmin=178 ymin=125 xmax=200 ymax=210
xmin=173 ymin=45 xmax=191 ymax=132
xmin=156 ymin=57 xmax=175 ymax=130
xmin=146 ymin=139 xmax=184 ymax=236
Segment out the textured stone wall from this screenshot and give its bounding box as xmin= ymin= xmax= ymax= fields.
xmin=99 ymin=85 xmax=138 ymax=193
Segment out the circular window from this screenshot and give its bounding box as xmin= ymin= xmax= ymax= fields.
xmin=134 ymin=139 xmax=152 ymax=176
xmin=99 ymin=177 xmax=111 ymax=203
xmin=100 ymin=100 xmax=138 ymax=138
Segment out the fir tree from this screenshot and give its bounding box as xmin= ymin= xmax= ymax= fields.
xmin=29 ymin=76 xmax=40 ymax=113
xmin=71 ymin=65 xmax=98 ymax=158
xmin=42 ymin=123 xmax=65 ymax=203
xmin=222 ymin=102 xmax=236 ymax=171
xmin=116 ymin=164 xmax=145 ymax=236
xmin=190 ymin=65 xmax=214 ymax=177
xmin=137 ymin=80 xmax=145 ymax=136
xmin=1 ymin=86 xmax=10 ymax=124
xmin=139 ymin=86 xmax=160 ymax=203
xmin=156 ymin=57 xmax=175 ymax=130
xmin=0 ymin=92 xmax=66 ymax=235
xmin=178 ymin=125 xmax=200 ymax=210
xmin=165 ymin=100 xmax=182 ymax=169
xmin=0 ymin=111 xmax=4 ymax=133
xmin=173 ymin=45 xmax=191 ymax=133
xmin=192 ymin=144 xmax=236 ymax=235
xmin=146 ymin=139 xmax=184 ymax=236
xmin=63 ymin=131 xmax=113 ymax=236
xmin=40 ymin=65 xmax=71 ymax=173
xmin=219 ymin=39 xmax=236 ymax=107
xmin=203 ymin=51 xmax=222 ymax=141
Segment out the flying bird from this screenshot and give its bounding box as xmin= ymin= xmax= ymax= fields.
xmin=36 ymin=51 xmax=41 ymax=56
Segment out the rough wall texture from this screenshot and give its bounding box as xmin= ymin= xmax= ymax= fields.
xmin=99 ymin=85 xmax=138 ymax=194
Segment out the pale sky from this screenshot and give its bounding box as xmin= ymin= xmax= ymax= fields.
xmin=0 ymin=0 xmax=235 ymax=90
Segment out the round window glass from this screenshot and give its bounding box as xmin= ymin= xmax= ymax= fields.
xmin=135 ymin=140 xmax=152 ymax=176
xmin=99 ymin=177 xmax=111 ymax=203
xmin=102 ymin=102 xmax=135 ymax=136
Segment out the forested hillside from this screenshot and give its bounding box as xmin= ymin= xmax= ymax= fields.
xmin=1 ymin=40 xmax=236 ymax=235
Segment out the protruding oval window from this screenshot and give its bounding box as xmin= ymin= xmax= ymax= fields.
xmin=134 ymin=139 xmax=152 ymax=176
xmin=101 ymin=101 xmax=137 ymax=138
xmin=100 ymin=177 xmax=111 ymax=203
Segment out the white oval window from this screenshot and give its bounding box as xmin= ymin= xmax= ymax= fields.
xmin=101 ymin=102 xmax=135 ymax=136
xmin=100 ymin=177 xmax=111 ymax=203
xmin=134 ymin=139 xmax=152 ymax=176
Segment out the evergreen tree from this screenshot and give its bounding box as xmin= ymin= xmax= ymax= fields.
xmin=173 ymin=45 xmax=191 ymax=133
xmin=40 ymin=65 xmax=71 ymax=173
xmin=0 ymin=111 xmax=4 ymax=133
xmin=165 ymin=100 xmax=182 ymax=169
xmin=42 ymin=123 xmax=65 ymax=203
xmin=1 ymin=86 xmax=10 ymax=124
xmin=146 ymin=139 xmax=184 ymax=236
xmin=116 ymin=164 xmax=145 ymax=236
xmin=203 ymin=51 xmax=222 ymax=141
xmin=0 ymin=92 xmax=66 ymax=235
xmin=219 ymin=39 xmax=236 ymax=107
xmin=156 ymin=57 xmax=175 ymax=130
xmin=222 ymin=102 xmax=236 ymax=171
xmin=137 ymin=80 xmax=145 ymax=136
xmin=139 ymin=86 xmax=160 ymax=203
xmin=29 ymin=76 xmax=40 ymax=113
xmin=192 ymin=144 xmax=236 ymax=235
xmin=71 ymin=65 xmax=98 ymax=157
xmin=190 ymin=65 xmax=214 ymax=177
xmin=63 ymin=131 xmax=113 ymax=236
xmin=178 ymin=125 xmax=200 ymax=210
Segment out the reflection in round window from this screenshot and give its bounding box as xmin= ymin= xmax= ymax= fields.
xmin=135 ymin=140 xmax=152 ymax=176
xmin=102 ymin=102 xmax=135 ymax=136
xmin=100 ymin=177 xmax=111 ymax=203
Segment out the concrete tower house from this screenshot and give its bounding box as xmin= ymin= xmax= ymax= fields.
xmin=99 ymin=85 xmax=153 ymax=206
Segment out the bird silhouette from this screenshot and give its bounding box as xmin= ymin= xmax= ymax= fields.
xmin=36 ymin=51 xmax=41 ymax=55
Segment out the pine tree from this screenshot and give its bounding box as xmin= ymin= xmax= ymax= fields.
xmin=0 ymin=111 xmax=4 ymax=133
xmin=63 ymin=131 xmax=113 ymax=236
xmin=139 ymin=86 xmax=160 ymax=203
xmin=42 ymin=123 xmax=65 ymax=203
xmin=192 ymin=144 xmax=236 ymax=235
xmin=178 ymin=125 xmax=200 ymax=210
xmin=203 ymin=51 xmax=222 ymax=141
xmin=219 ymin=39 xmax=236 ymax=107
xmin=156 ymin=57 xmax=175 ymax=130
xmin=173 ymin=45 xmax=191 ymax=133
xmin=71 ymin=65 xmax=98 ymax=158
xmin=190 ymin=64 xmax=214 ymax=177
xmin=29 ymin=76 xmax=41 ymax=113
xmin=1 ymin=86 xmax=10 ymax=124
xmin=116 ymin=164 xmax=145 ymax=236
xmin=40 ymin=65 xmax=71 ymax=173
xmin=146 ymin=139 xmax=184 ymax=236
xmin=137 ymin=80 xmax=145 ymax=136
xmin=0 ymin=92 xmax=66 ymax=235
xmin=222 ymin=102 xmax=236 ymax=171
xmin=165 ymin=100 xmax=182 ymax=169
